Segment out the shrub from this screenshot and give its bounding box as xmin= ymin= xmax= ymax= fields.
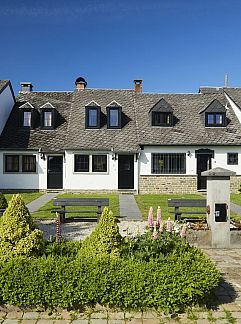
xmin=0 ymin=194 xmax=44 ymax=258
xmin=0 ymin=250 xmax=220 ymax=313
xmin=0 ymin=192 xmax=7 ymax=210
xmin=80 ymin=207 xmax=122 ymax=257
xmin=43 ymin=240 xmax=82 ymax=258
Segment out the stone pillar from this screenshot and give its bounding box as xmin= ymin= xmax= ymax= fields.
xmin=201 ymin=167 xmax=236 ymax=248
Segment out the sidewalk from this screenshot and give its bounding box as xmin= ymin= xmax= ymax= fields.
xmin=27 ymin=192 xmax=59 ymax=213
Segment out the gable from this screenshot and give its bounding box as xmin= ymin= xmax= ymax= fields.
xmin=149 ymin=98 xmax=173 ymax=113
xmin=199 ymin=99 xmax=226 ymax=114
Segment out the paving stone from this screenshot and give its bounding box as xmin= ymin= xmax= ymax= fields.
xmin=196 ymin=320 xmax=210 ymax=324
xmin=221 ymin=304 xmax=241 ymax=311
xmin=6 ymin=312 xmax=23 ymax=319
xmin=125 ymin=319 xmax=143 ymax=324
xmin=142 ymin=320 xmax=161 ymax=324
xmin=108 ymin=320 xmax=124 ymax=324
xmin=58 ymin=310 xmax=72 ymax=320
xmin=71 ymin=321 xmax=89 ymax=324
xmin=231 ymin=312 xmax=241 ymax=318
xmin=108 ymin=312 xmax=125 ymax=320
xmin=142 ymin=311 xmax=158 ymax=319
xmin=91 ymin=312 xmax=108 ymax=319
xmin=0 ymin=312 xmax=6 ymax=320
xmin=53 ymin=320 xmax=70 ymax=324
xmin=195 ymin=312 xmax=208 ymax=319
xmin=125 ymin=311 xmax=142 ymax=319
xmin=21 ymin=320 xmax=38 ymax=324
xmin=2 ymin=320 xmax=19 ymax=324
xmin=90 ymin=319 xmax=108 ymax=324
xmin=36 ymin=320 xmax=55 ymax=324
xmin=23 ymin=312 xmax=40 ymax=320
xmin=37 ymin=312 xmax=58 ymax=319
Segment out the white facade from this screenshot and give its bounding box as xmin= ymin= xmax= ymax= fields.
xmin=139 ymin=146 xmax=241 ymax=176
xmin=0 ymin=84 xmax=15 ymax=135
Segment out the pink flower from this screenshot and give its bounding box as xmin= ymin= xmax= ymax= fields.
xmin=180 ymin=224 xmax=187 ymax=237
xmin=148 ymin=207 xmax=154 ymax=228
xmin=153 ymin=230 xmax=159 ymax=240
xmin=166 ymin=217 xmax=173 ymax=232
xmin=156 ymin=206 xmax=161 ymax=228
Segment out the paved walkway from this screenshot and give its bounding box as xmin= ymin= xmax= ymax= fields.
xmin=231 ymin=201 xmax=241 ymax=216
xmin=119 ymin=194 xmax=142 ymax=220
xmin=27 ymin=192 xmax=59 ymax=213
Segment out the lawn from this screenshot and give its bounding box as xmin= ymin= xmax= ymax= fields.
xmin=32 ymin=193 xmax=119 ymax=219
xmin=135 ymin=193 xmax=241 ymax=221
xmin=4 ymin=192 xmax=43 ymax=205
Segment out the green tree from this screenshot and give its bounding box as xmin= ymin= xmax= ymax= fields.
xmin=80 ymin=207 xmax=122 ymax=257
xmin=0 ymin=194 xmax=44 ymax=258
xmin=0 ymin=192 xmax=7 ymax=210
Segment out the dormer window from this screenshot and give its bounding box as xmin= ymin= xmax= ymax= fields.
xmin=107 ymin=101 xmax=122 ymax=129
xmin=40 ymin=103 xmax=56 ymax=130
xmin=200 ymin=99 xmax=227 ymax=128
xmin=150 ymin=98 xmax=173 ymax=127
xmin=85 ymin=102 xmax=100 ymax=129
xmin=23 ymin=111 xmax=32 ymax=127
xmin=19 ymin=102 xmax=35 ymax=129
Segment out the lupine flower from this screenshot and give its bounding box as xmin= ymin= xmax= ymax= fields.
xmin=180 ymin=224 xmax=187 ymax=237
xmin=159 ymin=221 xmax=164 ymax=233
xmin=148 ymin=207 xmax=154 ymax=228
xmin=156 ymin=206 xmax=161 ymax=228
xmin=166 ymin=217 xmax=173 ymax=232
xmin=152 ymin=223 xmax=159 ymax=240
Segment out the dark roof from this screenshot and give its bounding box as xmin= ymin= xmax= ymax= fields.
xmin=0 ymin=80 xmax=9 ymax=94
xmin=1 ymin=86 xmax=241 ymax=151
xmin=224 ymin=88 xmax=241 ymax=109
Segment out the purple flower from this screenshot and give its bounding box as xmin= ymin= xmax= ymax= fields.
xmin=180 ymin=224 xmax=187 ymax=237
xmin=153 ymin=230 xmax=159 ymax=240
xmin=148 ymin=207 xmax=154 ymax=228
xmin=166 ymin=217 xmax=173 ymax=232
xmin=156 ymin=206 xmax=161 ymax=228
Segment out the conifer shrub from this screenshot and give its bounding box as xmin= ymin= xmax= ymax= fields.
xmin=80 ymin=207 xmax=122 ymax=257
xmin=0 ymin=192 xmax=7 ymax=210
xmin=0 ymin=194 xmax=44 ymax=258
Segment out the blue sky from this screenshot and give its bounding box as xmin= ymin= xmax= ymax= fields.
xmin=1 ymin=0 xmax=241 ymax=93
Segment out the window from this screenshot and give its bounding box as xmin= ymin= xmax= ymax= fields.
xmin=4 ymin=155 xmax=36 ymax=173
xmin=227 ymin=153 xmax=238 ymax=165
xmin=44 ymin=111 xmax=53 ymax=127
xmin=23 ymin=111 xmax=32 ymax=127
xmin=107 ymin=107 xmax=121 ymax=128
xmin=151 ymin=153 xmax=186 ymax=174
xmin=74 ymin=155 xmax=89 ymax=172
xmin=152 ymin=112 xmax=172 ymax=126
xmin=22 ymin=155 xmax=36 ymax=172
xmin=74 ymin=154 xmax=108 ymax=172
xmin=92 ymin=155 xmax=107 ymax=172
xmin=5 ymin=155 xmax=19 ymax=172
xmin=85 ymin=107 xmax=100 ymax=129
xmin=206 ymin=113 xmax=225 ymax=127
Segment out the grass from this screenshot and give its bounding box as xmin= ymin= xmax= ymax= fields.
xmin=135 ymin=193 xmax=241 ymax=221
xmin=4 ymin=192 xmax=43 ymax=205
xmin=32 ymin=193 xmax=119 ymax=219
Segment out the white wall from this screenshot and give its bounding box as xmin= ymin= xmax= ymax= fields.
xmin=0 ymin=84 xmax=15 ymax=135
xmin=139 ymin=146 xmax=241 ymax=176
xmin=0 ymin=151 xmax=40 ymax=189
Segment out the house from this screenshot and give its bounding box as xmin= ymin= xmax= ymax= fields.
xmin=1 ymin=77 xmax=241 ymax=194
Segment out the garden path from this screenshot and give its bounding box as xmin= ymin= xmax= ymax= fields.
xmin=119 ymin=194 xmax=142 ymax=220
xmin=27 ymin=192 xmax=59 ymax=213
xmin=231 ymin=201 xmax=241 ymax=216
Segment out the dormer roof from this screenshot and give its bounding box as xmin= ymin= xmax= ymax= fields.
xmin=39 ymin=102 xmax=55 ymax=109
xmin=149 ymin=98 xmax=173 ymax=113
xmin=199 ymin=99 xmax=226 ymax=114
xmin=19 ymin=102 xmax=35 ymax=109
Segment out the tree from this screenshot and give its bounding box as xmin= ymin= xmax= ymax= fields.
xmin=0 ymin=194 xmax=44 ymax=258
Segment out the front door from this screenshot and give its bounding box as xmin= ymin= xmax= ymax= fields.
xmin=118 ymin=155 xmax=134 ymax=189
xmin=196 ymin=154 xmax=212 ymax=190
xmin=47 ymin=156 xmax=63 ymax=189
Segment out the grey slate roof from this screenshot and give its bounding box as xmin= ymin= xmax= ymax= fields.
xmin=0 ymin=80 xmax=9 ymax=94
xmin=1 ymin=85 xmax=241 ymax=151
xmin=225 ymin=88 xmax=241 ymax=109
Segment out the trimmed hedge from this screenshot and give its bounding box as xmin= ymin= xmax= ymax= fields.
xmin=0 ymin=248 xmax=220 ymax=313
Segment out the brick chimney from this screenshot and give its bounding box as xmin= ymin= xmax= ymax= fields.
xmin=134 ymin=80 xmax=142 ymax=93
xmin=75 ymin=77 xmax=87 ymax=90
xmin=20 ymin=82 xmax=33 ymax=92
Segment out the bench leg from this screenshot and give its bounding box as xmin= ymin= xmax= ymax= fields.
xmin=97 ymin=206 xmax=102 ymax=223
xmin=55 ymin=213 xmax=62 ymax=243
xmin=174 ymin=207 xmax=181 ymax=221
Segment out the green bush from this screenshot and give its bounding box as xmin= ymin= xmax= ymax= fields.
xmin=0 ymin=192 xmax=7 ymax=210
xmin=0 ymin=249 xmax=220 ymax=313
xmin=0 ymin=194 xmax=44 ymax=258
xmin=43 ymin=240 xmax=81 ymax=258
xmin=80 ymin=207 xmax=122 ymax=257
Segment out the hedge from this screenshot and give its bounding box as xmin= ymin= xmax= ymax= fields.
xmin=0 ymin=248 xmax=220 ymax=313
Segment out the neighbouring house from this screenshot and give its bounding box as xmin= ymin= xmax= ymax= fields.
xmin=1 ymin=77 xmax=241 ymax=194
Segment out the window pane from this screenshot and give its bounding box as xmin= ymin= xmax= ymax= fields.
xmin=152 ymin=112 xmax=171 ymax=126
xmin=74 ymin=155 xmax=89 ymax=172
xmin=207 ymin=114 xmax=214 ymax=125
xmin=92 ymin=155 xmax=107 ymax=172
xmin=22 ymin=155 xmax=36 ymax=172
xmin=109 ymin=109 xmax=119 ymax=127
xmin=5 ymin=155 xmax=19 ymax=172
xmin=216 ymin=114 xmax=223 ymax=125
xmin=44 ymin=111 xmax=52 ymax=127
xmin=23 ymin=111 xmax=31 ymax=127
xmin=227 ymin=153 xmax=238 ymax=165
xmin=152 ymin=153 xmax=186 ymax=174
xmin=88 ymin=108 xmax=98 ymax=127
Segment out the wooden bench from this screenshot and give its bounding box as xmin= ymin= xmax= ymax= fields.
xmin=51 ymin=198 xmax=109 ymax=223
xmin=167 ymin=199 xmax=207 ymax=221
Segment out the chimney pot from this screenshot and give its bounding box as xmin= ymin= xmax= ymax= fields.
xmin=75 ymin=77 xmax=87 ymax=90
xmin=20 ymin=82 xmax=33 ymax=92
xmin=134 ymin=79 xmax=142 ymax=93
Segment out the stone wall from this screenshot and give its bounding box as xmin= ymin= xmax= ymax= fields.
xmin=139 ymin=175 xmax=197 ymax=194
